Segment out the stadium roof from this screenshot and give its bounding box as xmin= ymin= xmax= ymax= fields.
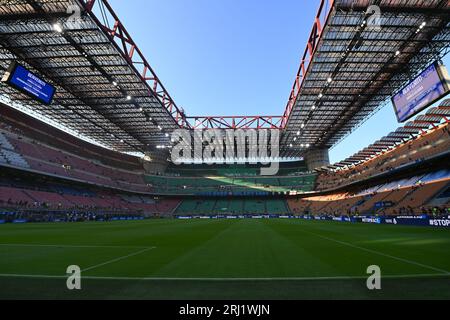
xmin=0 ymin=0 xmax=184 ymax=154
xmin=0 ymin=0 xmax=449 ymax=158
xmin=281 ymin=0 xmax=450 ymax=157
xmin=328 ymin=99 xmax=450 ymax=170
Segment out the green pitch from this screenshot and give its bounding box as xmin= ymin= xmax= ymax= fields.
xmin=0 ymin=219 xmax=449 ymax=300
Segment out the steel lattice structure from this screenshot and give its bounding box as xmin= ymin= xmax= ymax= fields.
xmin=280 ymin=0 xmax=450 ymax=157
xmin=0 ymin=0 xmax=184 ymax=153
xmin=326 ymin=98 xmax=450 ymax=170
xmin=0 ymin=0 xmax=449 ymax=158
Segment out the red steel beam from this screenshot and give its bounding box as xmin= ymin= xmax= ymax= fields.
xmin=185 ymin=116 xmax=284 ymax=130
xmin=79 ymin=0 xmax=190 ymax=128
xmin=78 ymin=0 xmax=335 ymax=130
xmin=185 ymin=1 xmax=335 ymax=130
xmin=281 ymin=0 xmax=335 ymax=128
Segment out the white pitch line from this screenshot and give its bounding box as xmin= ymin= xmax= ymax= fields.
xmin=0 ymin=244 xmax=151 ymax=249
xmin=82 ymin=247 xmax=156 ymax=273
xmin=0 ymin=273 xmax=448 ymax=281
xmin=300 ymin=229 xmax=450 ymax=275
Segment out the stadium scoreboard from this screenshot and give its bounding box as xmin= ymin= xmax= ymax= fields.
xmin=392 ymin=61 xmax=450 ymax=123
xmin=1 ymin=61 xmax=56 ymax=105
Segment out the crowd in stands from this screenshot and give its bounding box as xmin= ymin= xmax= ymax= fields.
xmin=0 ymin=121 xmax=150 ymax=193
xmin=176 ymin=198 xmax=290 ymax=215
xmin=144 ymin=174 xmax=316 ymax=195
xmin=1 ymin=103 xmax=449 ymax=221
xmin=0 ymin=115 xmax=317 ymax=197
xmin=289 ymin=170 xmax=450 ymax=217
xmin=316 ymin=123 xmax=450 ymax=191
xmin=164 ymin=163 xmax=314 ymax=177
xmin=0 ymin=210 xmax=146 ymax=224
xmin=0 ymin=105 xmax=321 ymax=197
xmin=0 ymin=183 xmax=180 ymax=216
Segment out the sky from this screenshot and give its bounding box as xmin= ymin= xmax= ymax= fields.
xmin=107 ymin=0 xmax=449 ymax=163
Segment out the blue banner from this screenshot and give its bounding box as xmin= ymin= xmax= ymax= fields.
xmin=173 ymin=214 xmax=450 ymax=228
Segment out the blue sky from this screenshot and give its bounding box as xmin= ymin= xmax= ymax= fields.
xmin=108 ymin=0 xmax=449 ymax=163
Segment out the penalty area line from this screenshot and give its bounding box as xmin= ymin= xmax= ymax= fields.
xmin=299 ymin=229 xmax=450 ymax=275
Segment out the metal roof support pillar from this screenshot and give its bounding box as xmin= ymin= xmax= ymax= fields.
xmin=143 ymin=151 xmax=169 ymax=175
xmin=304 ymin=148 xmax=330 ymax=171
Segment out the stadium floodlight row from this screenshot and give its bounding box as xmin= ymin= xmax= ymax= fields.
xmin=1 ymin=0 xmax=449 ymax=162
xmin=281 ymin=0 xmax=450 ymax=156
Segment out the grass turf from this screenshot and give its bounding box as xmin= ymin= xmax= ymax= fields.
xmin=0 ymin=218 xmax=449 ymax=299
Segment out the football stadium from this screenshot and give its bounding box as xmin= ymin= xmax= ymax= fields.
xmin=0 ymin=0 xmax=449 ymax=302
